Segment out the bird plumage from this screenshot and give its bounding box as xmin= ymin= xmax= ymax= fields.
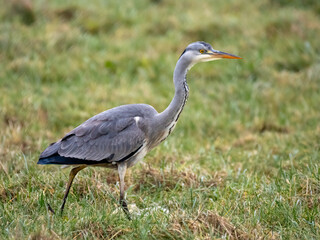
xmin=38 ymin=104 xmax=157 ymax=166
xmin=38 ymin=41 xmax=241 ymax=218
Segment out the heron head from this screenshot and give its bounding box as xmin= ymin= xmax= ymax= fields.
xmin=181 ymin=41 xmax=242 ymax=65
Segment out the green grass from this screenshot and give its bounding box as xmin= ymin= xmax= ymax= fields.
xmin=1 ymin=0 xmax=320 ymax=239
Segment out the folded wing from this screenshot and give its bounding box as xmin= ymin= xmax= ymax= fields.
xmin=39 ymin=115 xmax=145 ymax=165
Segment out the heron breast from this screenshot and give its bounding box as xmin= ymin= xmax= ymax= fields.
xmin=158 ymin=120 xmax=177 ymax=143
xmin=126 ymin=144 xmax=148 ymax=168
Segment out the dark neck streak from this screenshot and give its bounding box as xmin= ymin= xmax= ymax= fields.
xmin=151 ymin=55 xmax=192 ymax=147
xmin=167 ymin=80 xmax=188 ymax=136
xmin=174 ymin=79 xmax=189 ymax=122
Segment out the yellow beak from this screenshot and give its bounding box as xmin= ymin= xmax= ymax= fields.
xmin=208 ymin=50 xmax=242 ymax=59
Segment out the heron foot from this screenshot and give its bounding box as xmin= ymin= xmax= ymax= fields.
xmin=47 ymin=203 xmax=55 ymax=214
xmin=120 ymin=199 xmax=131 ymax=220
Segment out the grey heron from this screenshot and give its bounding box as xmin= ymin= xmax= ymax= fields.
xmin=38 ymin=41 xmax=241 ymax=218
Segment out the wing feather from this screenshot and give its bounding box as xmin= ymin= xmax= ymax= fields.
xmin=57 ymin=117 xmax=145 ymax=162
xmin=39 ymin=104 xmax=158 ymax=165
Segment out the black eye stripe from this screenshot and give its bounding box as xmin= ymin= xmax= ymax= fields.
xmin=179 ymin=49 xmax=187 ymax=59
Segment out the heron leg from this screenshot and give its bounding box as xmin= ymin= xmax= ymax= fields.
xmin=118 ymin=163 xmax=131 ymax=219
xmin=60 ymin=165 xmax=86 ymax=215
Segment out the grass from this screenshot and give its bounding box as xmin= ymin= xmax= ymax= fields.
xmin=0 ymin=0 xmax=320 ymax=239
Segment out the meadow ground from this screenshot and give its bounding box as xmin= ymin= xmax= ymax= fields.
xmin=0 ymin=0 xmax=320 ymax=239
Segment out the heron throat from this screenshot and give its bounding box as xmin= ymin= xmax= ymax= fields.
xmin=153 ymin=55 xmax=191 ymax=146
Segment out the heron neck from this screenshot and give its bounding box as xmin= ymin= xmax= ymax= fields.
xmin=156 ymin=57 xmax=191 ymax=128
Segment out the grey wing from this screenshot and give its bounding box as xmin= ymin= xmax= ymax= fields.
xmin=57 ymin=116 xmax=146 ymax=163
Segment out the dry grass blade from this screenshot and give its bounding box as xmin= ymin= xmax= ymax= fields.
xmin=197 ymin=211 xmax=249 ymax=240
xmin=169 ymin=210 xmax=249 ymax=239
xmin=134 ymin=165 xmax=226 ymax=192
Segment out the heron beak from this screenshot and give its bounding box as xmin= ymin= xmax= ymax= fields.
xmin=208 ymin=50 xmax=242 ymax=59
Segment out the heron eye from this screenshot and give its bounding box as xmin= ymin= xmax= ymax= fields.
xmin=199 ymin=49 xmax=205 ymax=54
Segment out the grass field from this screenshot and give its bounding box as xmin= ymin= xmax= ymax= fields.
xmin=1 ymin=0 xmax=320 ymax=239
